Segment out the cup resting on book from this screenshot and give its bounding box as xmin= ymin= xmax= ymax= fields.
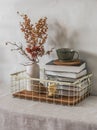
xmin=56 ymin=48 xmax=79 ymax=61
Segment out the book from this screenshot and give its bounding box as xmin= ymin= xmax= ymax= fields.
xmin=46 ymin=75 xmax=76 ymax=82
xmin=56 ymin=79 xmax=90 ymax=91
xmin=57 ymin=85 xmax=88 ymax=92
xmin=45 ymin=69 xmax=87 ymax=79
xmin=45 ymin=60 xmax=86 ymax=73
xmin=57 ymin=87 xmax=88 ymax=97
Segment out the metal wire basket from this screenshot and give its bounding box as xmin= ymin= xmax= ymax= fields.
xmin=10 ymin=70 xmax=92 ymax=106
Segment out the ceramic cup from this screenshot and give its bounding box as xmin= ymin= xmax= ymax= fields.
xmin=56 ymin=48 xmax=79 ymax=61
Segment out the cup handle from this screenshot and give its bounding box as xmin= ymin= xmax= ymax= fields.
xmin=74 ymin=51 xmax=79 ymax=60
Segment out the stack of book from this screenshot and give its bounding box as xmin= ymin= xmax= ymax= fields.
xmin=44 ymin=59 xmax=89 ymax=97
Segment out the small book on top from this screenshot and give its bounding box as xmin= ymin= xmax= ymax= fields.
xmin=45 ymin=60 xmax=86 ymax=73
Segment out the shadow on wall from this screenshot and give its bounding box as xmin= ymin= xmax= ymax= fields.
xmin=48 ymin=20 xmax=79 ymax=50
xmin=44 ymin=20 xmax=79 ymax=61
xmin=79 ymin=51 xmax=97 ymax=96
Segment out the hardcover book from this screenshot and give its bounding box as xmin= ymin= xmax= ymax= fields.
xmin=46 ymin=75 xmax=76 ymax=82
xmin=56 ymin=79 xmax=89 ymax=91
xmin=45 ymin=60 xmax=86 ymax=73
xmin=57 ymin=87 xmax=87 ymax=97
xmin=45 ymin=69 xmax=87 ymax=79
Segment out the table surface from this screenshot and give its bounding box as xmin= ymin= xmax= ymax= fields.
xmin=0 ymin=84 xmax=97 ymax=130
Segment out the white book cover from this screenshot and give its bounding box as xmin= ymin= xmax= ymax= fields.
xmin=56 ymin=79 xmax=89 ymax=91
xmin=45 ymin=60 xmax=86 ymax=73
xmin=45 ymin=69 xmax=87 ymax=79
xmin=46 ymin=75 xmax=76 ymax=82
xmin=57 ymin=88 xmax=87 ymax=97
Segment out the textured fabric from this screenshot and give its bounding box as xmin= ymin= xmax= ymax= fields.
xmin=0 ymin=87 xmax=97 ymax=130
xmin=0 ymin=96 xmax=97 ymax=130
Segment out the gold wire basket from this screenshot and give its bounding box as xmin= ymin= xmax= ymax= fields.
xmin=10 ymin=70 xmax=92 ymax=106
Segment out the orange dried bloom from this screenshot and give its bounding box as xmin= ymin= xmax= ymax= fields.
xmin=17 ymin=12 xmax=49 ymax=61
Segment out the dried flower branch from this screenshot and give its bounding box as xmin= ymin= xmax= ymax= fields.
xmin=6 ymin=42 xmax=32 ymax=61
xmin=6 ymin=12 xmax=53 ymax=64
xmin=17 ymin=11 xmax=48 ymax=46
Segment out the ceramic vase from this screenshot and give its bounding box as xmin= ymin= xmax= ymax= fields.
xmin=26 ymin=62 xmax=40 ymax=91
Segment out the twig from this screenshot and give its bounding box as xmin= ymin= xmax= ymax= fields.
xmin=6 ymin=42 xmax=33 ymax=61
xmin=45 ymin=48 xmax=54 ymax=55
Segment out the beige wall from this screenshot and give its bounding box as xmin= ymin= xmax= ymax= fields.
xmin=0 ymin=0 xmax=97 ymax=95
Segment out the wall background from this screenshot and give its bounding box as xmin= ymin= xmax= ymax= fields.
xmin=0 ymin=0 xmax=97 ymax=95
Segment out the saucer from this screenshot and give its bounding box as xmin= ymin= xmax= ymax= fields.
xmin=53 ymin=59 xmax=81 ymax=66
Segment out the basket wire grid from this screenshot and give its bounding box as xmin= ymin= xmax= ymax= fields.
xmin=10 ymin=70 xmax=93 ymax=106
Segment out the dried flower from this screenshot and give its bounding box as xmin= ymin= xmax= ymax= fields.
xmin=6 ymin=12 xmax=53 ymax=64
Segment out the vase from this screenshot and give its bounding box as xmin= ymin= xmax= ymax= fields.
xmin=26 ymin=62 xmax=40 ymax=91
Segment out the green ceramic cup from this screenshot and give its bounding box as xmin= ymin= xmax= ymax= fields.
xmin=56 ymin=48 xmax=79 ymax=61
